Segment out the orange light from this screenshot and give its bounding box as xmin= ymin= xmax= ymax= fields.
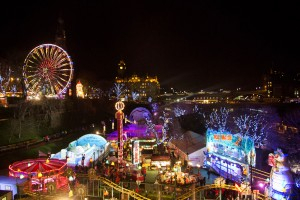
xmin=38 ymin=171 xmax=43 ymax=178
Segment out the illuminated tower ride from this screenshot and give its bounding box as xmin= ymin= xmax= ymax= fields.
xmin=115 ymin=101 xmax=125 ymax=166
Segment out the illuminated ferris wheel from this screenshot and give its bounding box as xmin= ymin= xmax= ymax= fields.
xmin=23 ymin=44 xmax=73 ymax=98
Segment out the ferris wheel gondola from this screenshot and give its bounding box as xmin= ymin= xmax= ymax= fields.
xmin=23 ymin=44 xmax=73 ymax=99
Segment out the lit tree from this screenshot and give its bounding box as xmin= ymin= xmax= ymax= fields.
xmin=110 ymin=83 xmax=125 ymax=100
xmin=159 ymin=111 xmax=175 ymax=142
xmin=145 ymin=111 xmax=177 ymax=145
xmin=11 ymin=85 xmax=17 ymax=96
xmin=151 ymin=102 xmax=159 ymax=114
xmin=234 ymin=114 xmax=268 ymax=148
xmin=205 ymin=107 xmax=230 ymax=132
xmin=131 ymin=91 xmax=139 ymax=101
xmin=174 ymin=106 xmax=186 ymax=117
xmin=193 ymin=104 xmax=199 ymax=113
xmin=0 ymin=64 xmax=11 ymax=96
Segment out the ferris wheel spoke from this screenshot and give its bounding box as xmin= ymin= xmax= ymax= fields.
xmin=27 ymin=73 xmax=40 ymax=78
xmin=55 ymin=58 xmax=68 ymax=68
xmin=38 ymin=48 xmax=45 ymax=59
xmin=45 ymin=46 xmax=50 ymax=60
xmin=30 ymin=54 xmax=41 ymax=63
xmin=56 ymin=68 xmax=72 ymax=72
xmin=27 ymin=59 xmax=36 ymax=64
xmin=52 ymin=49 xmax=60 ymax=61
xmin=53 ymin=73 xmax=68 ymax=83
xmin=28 ymin=77 xmax=40 ymax=85
xmin=47 ymin=78 xmax=56 ymax=95
xmin=49 ymin=46 xmax=55 ymax=60
xmin=40 ymin=48 xmax=47 ymax=61
xmin=55 ymin=51 xmax=65 ymax=62
xmin=24 ymin=44 xmax=73 ymax=98
xmin=35 ymin=49 xmax=44 ymax=61
xmin=31 ymin=79 xmax=42 ymax=91
xmin=56 ymin=61 xmax=70 ymax=69
xmin=25 ymin=64 xmax=37 ymax=69
xmin=52 ymin=72 xmax=66 ymax=82
xmin=54 ymin=78 xmax=66 ymax=89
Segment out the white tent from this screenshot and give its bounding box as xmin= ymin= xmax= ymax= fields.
xmin=168 ymin=131 xmax=207 ymax=166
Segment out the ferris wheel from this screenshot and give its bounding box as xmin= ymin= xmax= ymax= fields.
xmin=23 ymin=44 xmax=74 ymax=98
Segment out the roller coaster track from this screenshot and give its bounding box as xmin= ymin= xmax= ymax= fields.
xmin=251 ymin=167 xmax=270 ymax=183
xmin=93 ymin=176 xmax=151 ymax=200
xmin=177 ymin=184 xmax=267 ymax=200
xmin=23 ymin=170 xmax=270 ymax=200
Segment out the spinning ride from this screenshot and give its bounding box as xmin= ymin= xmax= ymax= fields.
xmin=9 ymin=158 xmax=67 ymax=179
xmin=9 ymin=158 xmax=68 ymax=191
xmin=23 ymin=44 xmax=73 ymax=99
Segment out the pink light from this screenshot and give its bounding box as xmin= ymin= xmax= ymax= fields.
xmin=258 ymin=182 xmax=264 ymax=188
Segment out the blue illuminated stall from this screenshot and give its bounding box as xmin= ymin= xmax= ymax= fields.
xmin=205 ymin=129 xmax=256 ymax=182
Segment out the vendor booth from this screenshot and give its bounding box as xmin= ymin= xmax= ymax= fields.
xmin=205 ymin=129 xmax=256 ymax=182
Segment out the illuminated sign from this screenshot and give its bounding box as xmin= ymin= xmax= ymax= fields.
xmin=132 ymin=141 xmax=140 ymax=165
xmin=213 ymin=134 xmax=232 ymax=141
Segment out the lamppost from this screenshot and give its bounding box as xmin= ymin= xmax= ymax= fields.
xmin=115 ymin=101 xmax=125 ymax=174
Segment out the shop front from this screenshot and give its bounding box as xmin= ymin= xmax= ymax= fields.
xmin=205 ymin=129 xmax=256 ymax=183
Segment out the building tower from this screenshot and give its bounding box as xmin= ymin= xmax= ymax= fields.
xmin=117 ymin=60 xmax=126 ymax=78
xmin=55 ymin=17 xmax=66 ymax=50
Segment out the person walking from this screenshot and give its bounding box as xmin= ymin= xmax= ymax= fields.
xmin=207 ymin=168 xmax=211 ymax=180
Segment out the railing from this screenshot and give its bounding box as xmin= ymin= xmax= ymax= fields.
xmin=177 ymin=184 xmax=267 ymax=200
xmin=252 ymin=167 xmax=270 ymax=180
xmin=97 ymin=176 xmax=151 ymax=200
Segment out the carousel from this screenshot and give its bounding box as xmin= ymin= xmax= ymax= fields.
xmin=9 ymin=158 xmax=69 ymax=192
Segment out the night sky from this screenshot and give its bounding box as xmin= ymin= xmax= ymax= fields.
xmin=0 ymin=1 xmax=299 ymax=92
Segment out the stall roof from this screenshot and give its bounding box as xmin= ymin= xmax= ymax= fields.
xmin=151 ymin=155 xmax=170 ymax=161
xmin=169 ymin=131 xmax=206 ymax=154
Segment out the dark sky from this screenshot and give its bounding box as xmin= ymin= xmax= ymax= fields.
xmin=0 ymin=1 xmax=299 ymax=92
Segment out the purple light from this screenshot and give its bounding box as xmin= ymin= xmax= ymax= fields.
xmin=258 ymin=182 xmax=264 ymax=188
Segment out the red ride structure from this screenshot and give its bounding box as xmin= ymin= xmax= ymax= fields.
xmin=9 ymin=158 xmax=68 ymax=191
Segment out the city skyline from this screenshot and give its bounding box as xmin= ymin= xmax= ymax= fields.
xmin=1 ymin=1 xmax=300 ymax=92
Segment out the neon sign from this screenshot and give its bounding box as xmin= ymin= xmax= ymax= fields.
xmin=132 ymin=141 xmax=140 ymax=165
xmin=213 ymin=134 xmax=232 ymax=141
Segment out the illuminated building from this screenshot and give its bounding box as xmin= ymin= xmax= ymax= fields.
xmin=115 ymin=60 xmax=160 ymax=101
xmin=76 ymin=80 xmax=85 ymax=98
xmin=264 ymin=68 xmax=300 ymax=98
xmin=86 ymin=86 xmax=103 ymax=99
